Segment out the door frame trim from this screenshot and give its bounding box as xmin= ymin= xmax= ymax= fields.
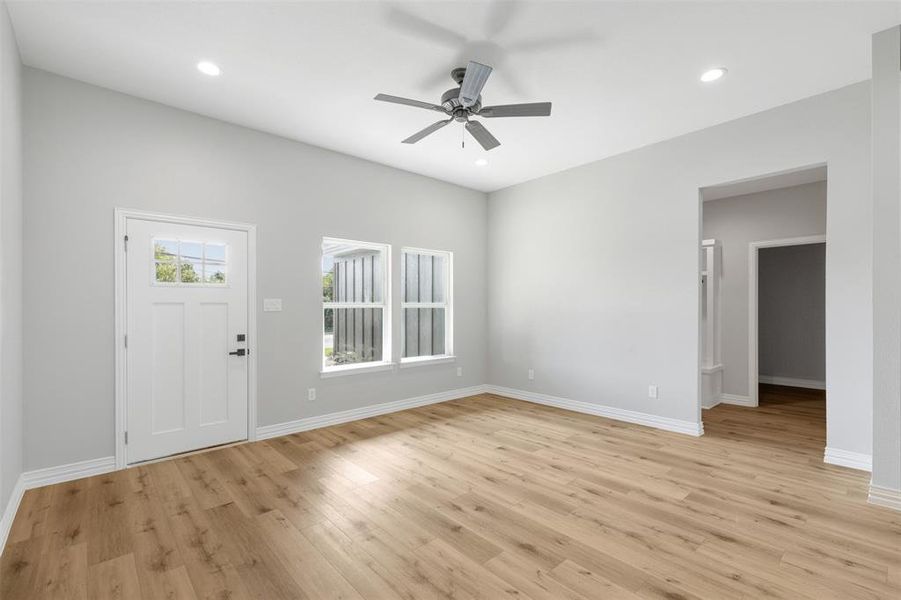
xmin=114 ymin=208 xmax=258 ymax=469
xmin=748 ymin=234 xmax=826 ymax=408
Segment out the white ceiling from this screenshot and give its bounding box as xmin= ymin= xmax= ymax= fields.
xmin=7 ymin=1 xmax=900 ymax=192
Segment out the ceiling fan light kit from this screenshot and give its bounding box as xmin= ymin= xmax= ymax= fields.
xmin=374 ymin=60 xmax=552 ymax=151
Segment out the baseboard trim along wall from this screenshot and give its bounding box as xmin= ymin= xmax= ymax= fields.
xmin=868 ymin=484 xmax=901 ymax=511
xmin=484 ymin=385 xmax=704 ymax=437
xmin=720 ymin=393 xmax=755 ymax=407
xmin=758 ymin=375 xmax=826 ymax=390
xmin=23 ymin=455 xmax=118 ymax=489
xmin=256 ymin=385 xmax=490 ymax=440
xmin=0 ymin=476 xmax=26 ymax=555
xmin=824 ymin=447 xmax=873 ymax=472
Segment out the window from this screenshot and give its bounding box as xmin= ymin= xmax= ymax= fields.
xmin=401 ymin=248 xmax=452 ymax=362
xmin=322 ymin=238 xmax=391 ymax=373
xmin=153 ymin=239 xmax=227 ymax=285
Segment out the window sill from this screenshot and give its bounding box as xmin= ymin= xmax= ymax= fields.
xmin=320 ymin=361 xmax=396 ymax=378
xmin=399 ymin=355 xmax=456 ymax=368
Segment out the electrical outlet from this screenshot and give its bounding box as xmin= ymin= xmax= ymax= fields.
xmin=456 ymin=367 xmax=463 ymax=377
xmin=307 ymin=388 xmax=316 ymax=402
xmin=648 ymin=385 xmax=658 ymax=399
xmin=528 ymin=368 xmax=535 ymax=381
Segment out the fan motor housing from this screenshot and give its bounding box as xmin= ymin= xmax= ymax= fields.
xmin=441 ymin=88 xmax=481 ymax=114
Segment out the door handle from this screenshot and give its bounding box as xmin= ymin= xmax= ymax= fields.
xmin=229 ymin=349 xmax=247 ymax=357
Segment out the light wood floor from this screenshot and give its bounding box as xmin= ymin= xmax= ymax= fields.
xmin=3 ymin=387 xmax=899 ymax=599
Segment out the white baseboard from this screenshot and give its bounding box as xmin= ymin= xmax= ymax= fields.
xmin=0 ymin=475 xmax=26 ymax=556
xmin=720 ymin=393 xmax=755 ymax=407
xmin=824 ymin=447 xmax=872 ymax=472
xmin=759 ymin=375 xmax=826 ymax=390
xmin=484 ymin=385 xmax=703 ymax=437
xmin=256 ymin=385 xmax=489 ymax=440
xmin=868 ymin=484 xmax=901 ymax=511
xmin=23 ymin=456 xmax=117 ymax=489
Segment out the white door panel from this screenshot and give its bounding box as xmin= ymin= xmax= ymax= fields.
xmin=126 ymin=218 xmax=248 ymax=463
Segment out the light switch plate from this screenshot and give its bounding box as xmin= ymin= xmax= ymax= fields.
xmin=648 ymin=385 xmax=658 ymax=399
xmin=263 ymin=298 xmax=282 ymax=312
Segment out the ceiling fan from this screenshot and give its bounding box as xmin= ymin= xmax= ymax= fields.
xmin=374 ymin=61 xmax=552 ymax=151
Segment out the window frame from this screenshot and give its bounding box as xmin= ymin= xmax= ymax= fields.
xmin=400 ymin=247 xmax=454 ymax=365
xmin=320 ymin=237 xmax=392 ymax=376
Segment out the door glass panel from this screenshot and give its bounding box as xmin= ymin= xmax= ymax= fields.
xmin=154 ymin=239 xmax=179 ymax=283
xmin=179 ymin=241 xmax=203 ymax=283
xmin=204 ymin=243 xmax=227 ymax=284
xmin=152 ymin=238 xmax=229 ymax=286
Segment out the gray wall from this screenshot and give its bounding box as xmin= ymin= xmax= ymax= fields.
xmin=488 ymin=83 xmax=872 ymax=457
xmin=871 ymin=26 xmax=901 ymax=494
xmin=703 ymin=182 xmax=827 ymax=396
xmin=23 ymin=68 xmax=488 ymax=471
xmin=0 ymin=2 xmax=23 ymax=511
xmin=758 ymin=243 xmax=826 ymax=383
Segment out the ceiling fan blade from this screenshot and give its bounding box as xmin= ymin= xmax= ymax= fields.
xmin=465 ymin=120 xmax=500 ymax=151
xmin=402 ymin=119 xmax=453 ymax=144
xmin=374 ymin=94 xmax=447 ymax=113
xmin=459 ymin=61 xmax=493 ymax=108
xmin=479 ymin=102 xmax=553 ymax=118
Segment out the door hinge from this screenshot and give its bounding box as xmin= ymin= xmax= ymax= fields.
xmin=124 ymin=334 xmax=128 ymax=348
xmin=124 ymin=431 xmax=128 ymax=444
xmin=124 ymin=235 xmax=129 ymax=251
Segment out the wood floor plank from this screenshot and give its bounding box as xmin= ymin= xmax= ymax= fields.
xmin=204 ymin=502 xmax=308 ymax=600
xmin=85 ymin=472 xmax=134 ymax=566
xmin=3 ymin=386 xmax=899 ymax=600
xmin=7 ymin=486 xmax=52 ymax=544
xmin=31 ymin=542 xmax=88 ymax=600
xmin=255 ymin=510 xmax=363 ymax=600
xmin=163 ymin=493 xmax=252 ymax=600
xmin=0 ymin=537 xmax=42 ymax=599
xmin=300 ymin=520 xmax=406 ymax=600
xmin=87 ymin=553 xmax=142 ymax=600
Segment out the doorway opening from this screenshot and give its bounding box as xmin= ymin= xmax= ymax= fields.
xmin=698 ymin=165 xmax=827 ymax=447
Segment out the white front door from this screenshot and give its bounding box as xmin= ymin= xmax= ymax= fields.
xmin=126 ymin=218 xmax=249 ymax=464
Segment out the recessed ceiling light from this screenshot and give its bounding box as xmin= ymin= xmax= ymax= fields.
xmin=474 ymin=158 xmax=489 ymax=167
xmin=700 ymin=67 xmax=727 ymax=83
xmin=197 ymin=61 xmax=221 ymax=77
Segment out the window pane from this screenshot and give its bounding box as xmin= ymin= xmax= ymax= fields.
xmin=179 ymin=258 xmax=202 ymax=283
xmin=179 ymin=242 xmax=202 ymax=283
xmin=154 ymin=239 xmax=178 ymax=262
xmin=155 ymin=262 xmax=177 ymax=283
xmin=204 ymin=242 xmax=226 ymax=263
xmin=203 ymin=243 xmax=227 ymax=284
xmin=403 ymin=307 xmax=445 ymax=358
xmin=204 ymin=265 xmax=227 ymax=284
xmin=403 ymin=253 xmax=447 ymax=303
xmin=324 ymin=307 xmax=383 ymax=367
